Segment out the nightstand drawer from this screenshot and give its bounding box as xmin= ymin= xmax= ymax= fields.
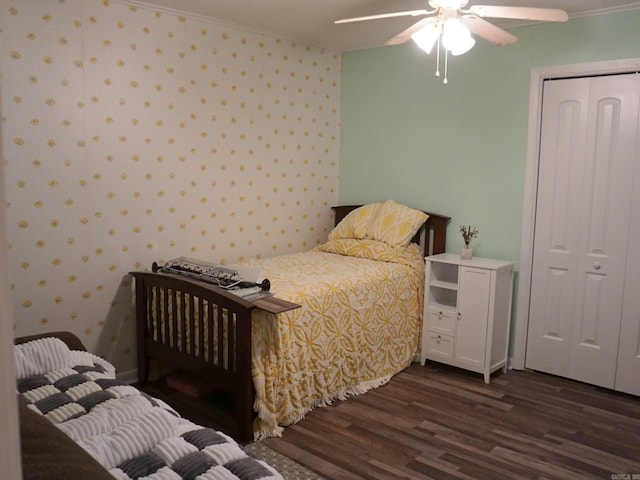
xmin=426 ymin=307 xmax=457 ymax=336
xmin=424 ymin=332 xmax=454 ymax=360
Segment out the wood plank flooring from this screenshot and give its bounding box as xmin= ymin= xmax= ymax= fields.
xmin=142 ymin=362 xmax=640 ymax=479
xmin=265 ymin=363 xmax=640 ymax=480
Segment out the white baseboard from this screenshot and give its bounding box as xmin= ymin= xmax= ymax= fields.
xmin=507 ymin=356 xmax=523 ymax=371
xmin=116 ymin=368 xmax=138 ymax=385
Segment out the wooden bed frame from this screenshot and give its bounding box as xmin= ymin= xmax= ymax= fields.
xmin=130 ymin=205 xmax=450 ymax=441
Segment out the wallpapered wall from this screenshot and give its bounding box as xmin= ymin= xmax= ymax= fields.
xmin=0 ymin=0 xmax=341 ymax=371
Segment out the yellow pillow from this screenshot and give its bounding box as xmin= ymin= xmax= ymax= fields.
xmin=366 ymin=200 xmax=428 ymax=248
xmin=328 ymin=203 xmax=382 ymax=240
xmin=317 ymin=238 xmax=403 ymax=262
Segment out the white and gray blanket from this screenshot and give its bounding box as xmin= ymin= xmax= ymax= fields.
xmin=15 ymin=337 xmax=283 ymax=480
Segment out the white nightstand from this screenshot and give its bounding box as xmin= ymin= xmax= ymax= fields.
xmin=421 ymin=253 xmax=514 ymax=383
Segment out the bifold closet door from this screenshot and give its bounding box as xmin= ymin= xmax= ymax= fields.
xmin=615 ymin=111 xmax=640 ymax=396
xmin=526 ymin=74 xmax=640 ymax=390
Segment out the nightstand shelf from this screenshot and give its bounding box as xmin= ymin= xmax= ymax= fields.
xmin=430 ymin=280 xmax=458 ymax=290
xmin=421 ymin=253 xmax=514 ymax=383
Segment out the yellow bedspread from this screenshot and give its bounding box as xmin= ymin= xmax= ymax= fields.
xmin=245 ymin=240 xmax=425 ymax=439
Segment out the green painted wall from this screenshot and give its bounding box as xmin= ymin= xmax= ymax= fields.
xmin=340 ymin=11 xmax=640 ymax=264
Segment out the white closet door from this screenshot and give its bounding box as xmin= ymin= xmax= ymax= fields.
xmin=615 ymin=107 xmax=640 ymax=396
xmin=525 ymin=77 xmax=589 ymax=378
xmin=526 ymin=74 xmax=640 ymax=388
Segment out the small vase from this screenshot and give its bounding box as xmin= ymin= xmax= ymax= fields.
xmin=461 ymin=245 xmax=472 ymax=260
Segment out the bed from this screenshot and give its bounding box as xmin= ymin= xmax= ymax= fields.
xmin=15 ymin=331 xmax=283 ymax=480
xmin=131 ymin=201 xmax=450 ymax=441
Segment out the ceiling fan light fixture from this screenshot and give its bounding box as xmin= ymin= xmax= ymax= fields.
xmin=340 ymin=1 xmax=567 ymax=85
xmin=411 ymin=23 xmax=439 ymax=54
xmin=449 ymin=34 xmax=475 ymax=55
xmin=442 ymin=18 xmax=475 ymax=55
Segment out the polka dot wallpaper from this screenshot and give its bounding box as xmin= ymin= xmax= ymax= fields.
xmin=0 ymin=0 xmax=341 ymax=371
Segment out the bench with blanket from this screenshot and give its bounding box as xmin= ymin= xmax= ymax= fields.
xmin=15 ymin=331 xmax=283 ymax=480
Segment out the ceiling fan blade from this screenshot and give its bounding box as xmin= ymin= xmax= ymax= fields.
xmin=386 ymin=17 xmax=436 ymax=46
xmin=469 ymin=5 xmax=568 ymax=22
xmin=460 ymin=15 xmax=517 ymax=46
xmin=335 ymin=9 xmax=431 ymax=24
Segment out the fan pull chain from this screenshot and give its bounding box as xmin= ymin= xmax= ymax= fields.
xmin=444 ymin=48 xmax=448 ymax=84
xmin=435 ymin=34 xmax=440 ymax=78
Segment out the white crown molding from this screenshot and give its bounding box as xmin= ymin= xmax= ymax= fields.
xmin=108 ymin=0 xmax=306 ymax=46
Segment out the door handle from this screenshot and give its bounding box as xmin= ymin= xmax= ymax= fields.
xmin=593 ymin=262 xmax=601 ymax=270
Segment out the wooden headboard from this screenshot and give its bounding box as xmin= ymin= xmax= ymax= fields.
xmin=331 ymin=205 xmax=450 ymax=258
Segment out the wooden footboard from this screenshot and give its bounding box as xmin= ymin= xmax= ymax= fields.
xmin=130 ymin=271 xmax=258 ymax=441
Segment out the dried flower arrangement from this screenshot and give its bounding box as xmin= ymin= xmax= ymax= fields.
xmin=459 ymin=225 xmax=479 ymax=247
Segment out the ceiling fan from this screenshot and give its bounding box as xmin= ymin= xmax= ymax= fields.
xmin=335 ymin=0 xmax=568 ymax=83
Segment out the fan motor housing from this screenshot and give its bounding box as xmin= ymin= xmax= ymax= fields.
xmin=429 ymin=0 xmax=468 ymax=10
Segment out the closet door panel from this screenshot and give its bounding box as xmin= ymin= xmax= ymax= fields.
xmin=526 ymin=78 xmax=589 ymax=377
xmin=615 ymin=94 xmax=640 ymax=396
xmin=568 ymin=75 xmax=639 ymax=387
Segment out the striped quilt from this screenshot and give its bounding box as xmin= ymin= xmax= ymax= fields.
xmin=15 ymin=337 xmax=283 ymax=480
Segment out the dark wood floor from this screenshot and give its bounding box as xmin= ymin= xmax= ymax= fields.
xmin=142 ymin=362 xmax=640 ymax=480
